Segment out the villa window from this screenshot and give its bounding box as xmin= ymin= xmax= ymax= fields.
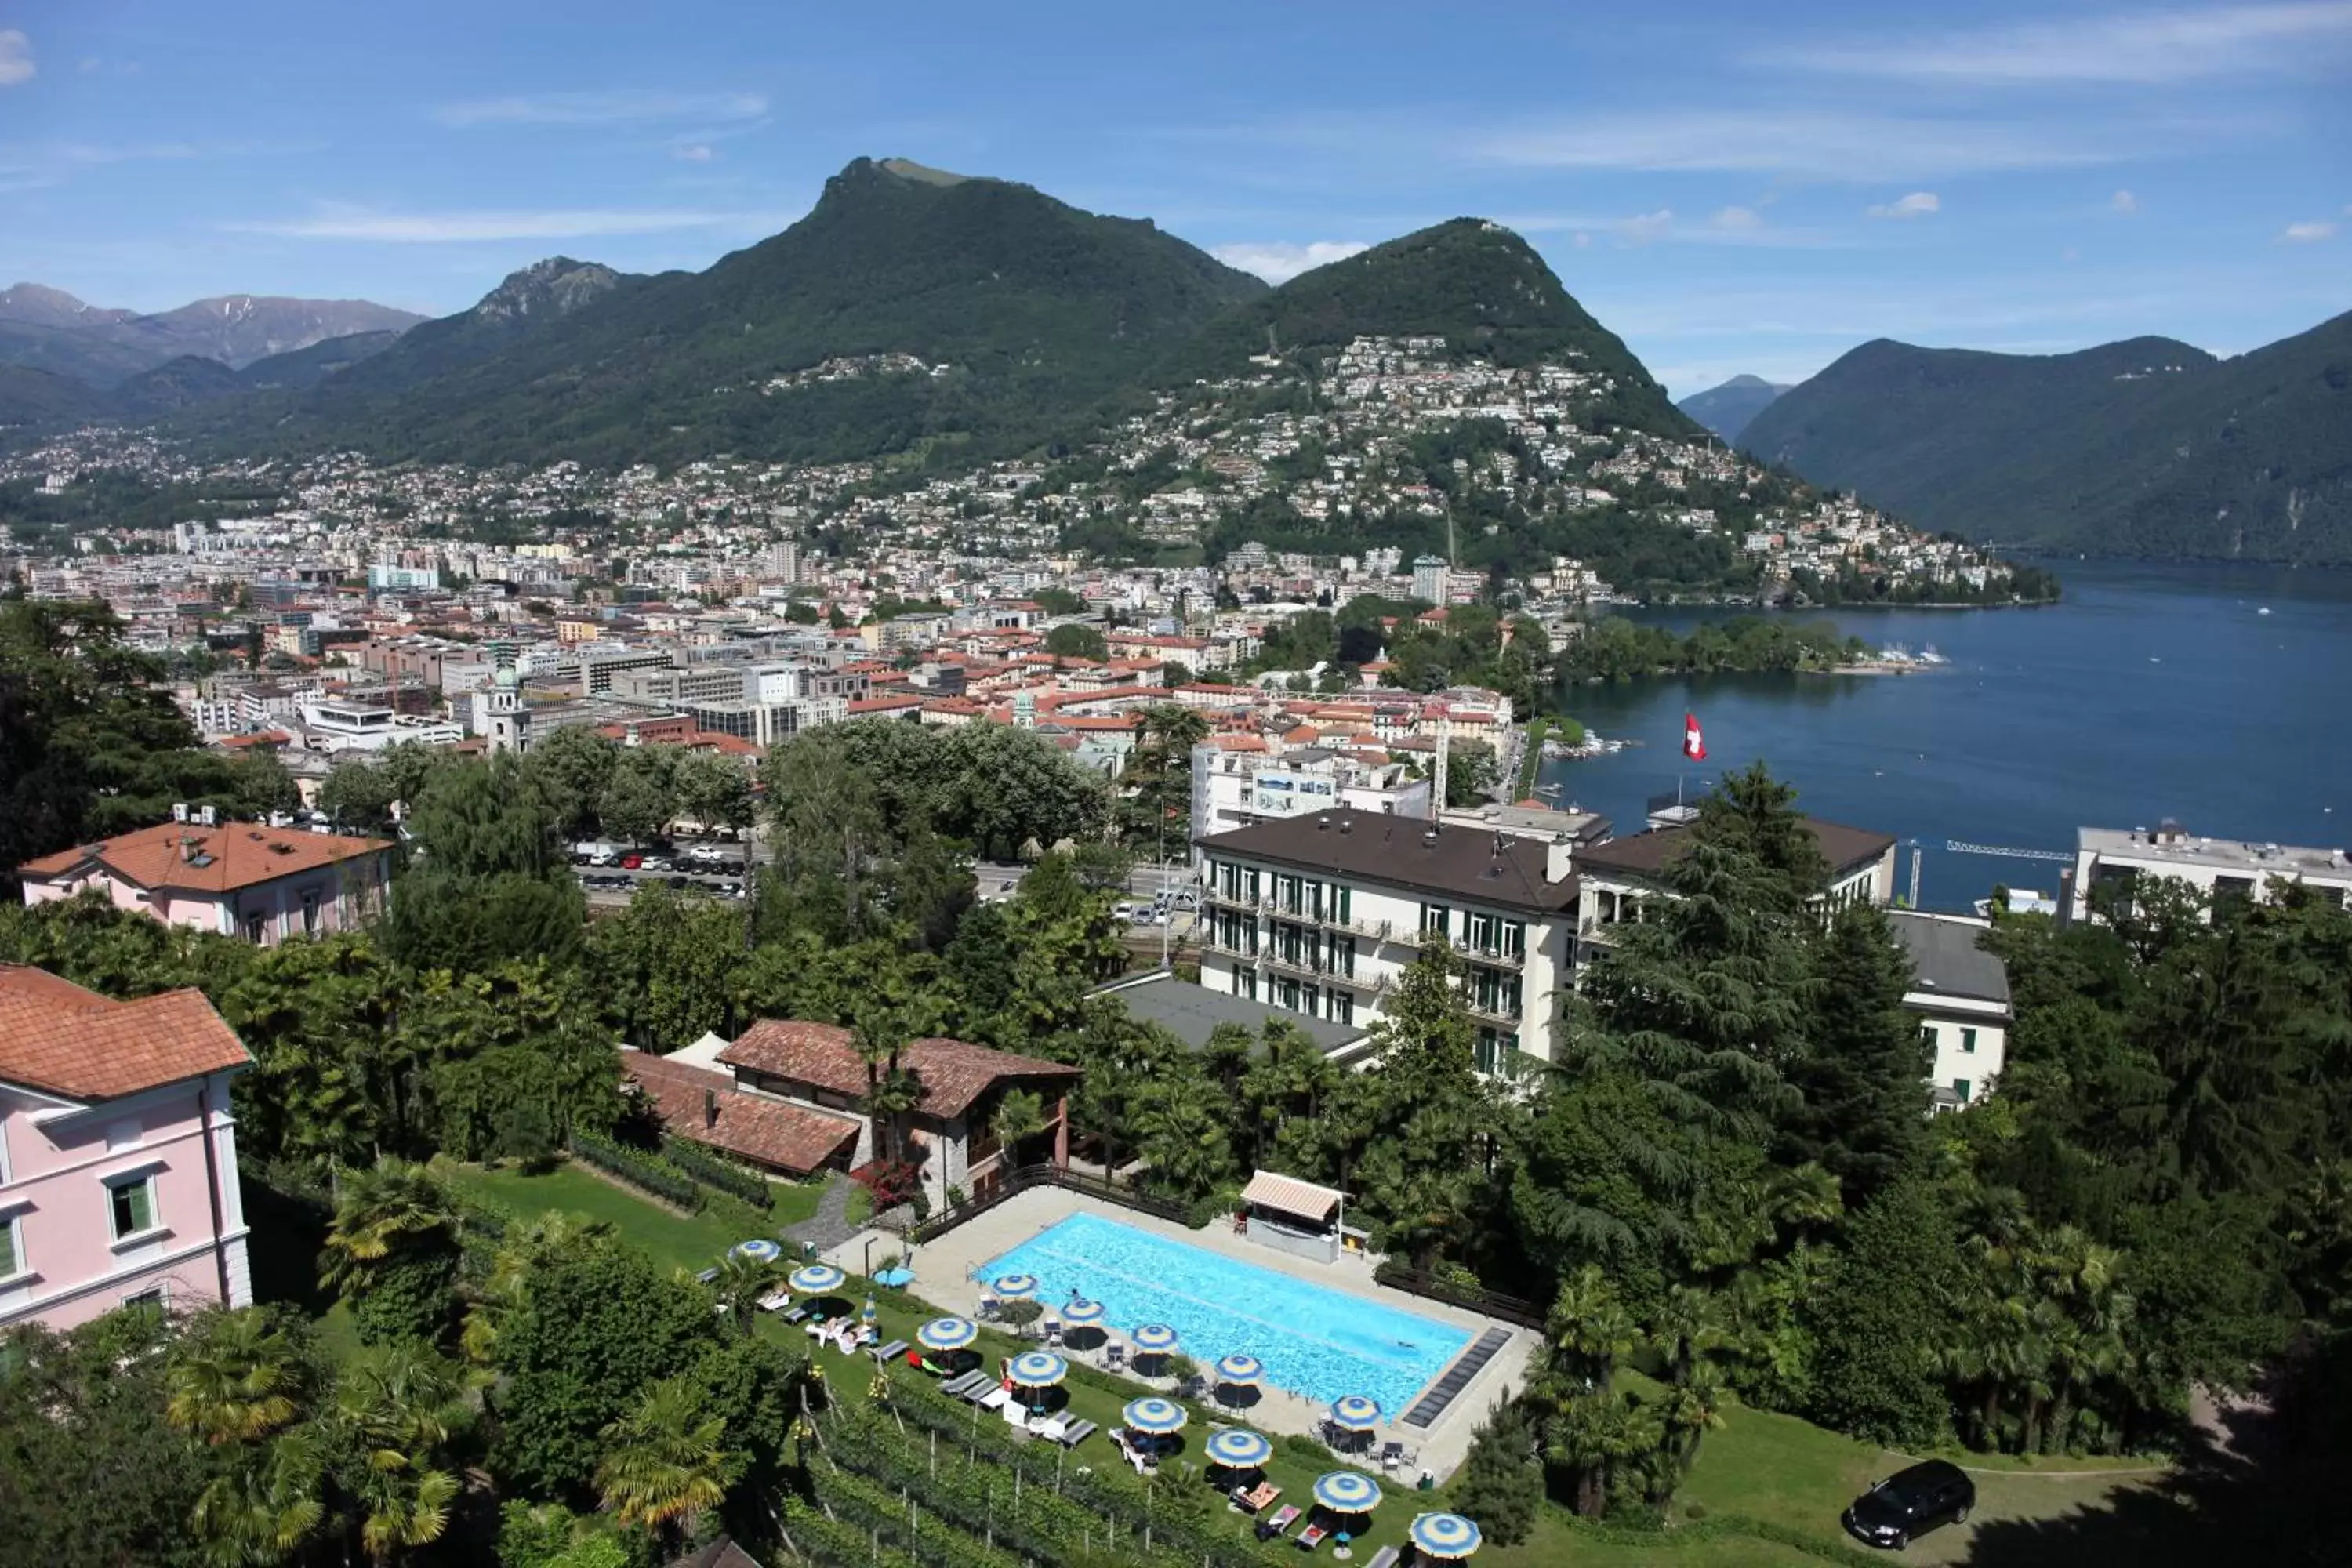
xmin=244 ymin=912 xmax=267 ymax=944
xmin=0 ymin=1214 xmax=20 ymax=1279
xmin=107 ymin=1174 xmax=158 ymax=1241
xmin=1960 ymin=1028 xmax=1978 ymax=1054
xmin=303 ymin=891 xmax=320 ymax=935
xmin=1953 ymin=1078 xmax=1973 ymax=1104
xmin=1919 ymin=1024 xmax=1938 ymax=1051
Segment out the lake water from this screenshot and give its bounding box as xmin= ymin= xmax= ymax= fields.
xmin=1536 ymin=560 xmax=2352 ymax=912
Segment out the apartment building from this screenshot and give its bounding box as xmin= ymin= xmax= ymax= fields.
xmin=1573 ymin=817 xmax=1899 ymax=967
xmin=1888 ymin=911 xmax=2012 ymax=1112
xmin=1196 ymin=810 xmax=1581 ymax=1073
xmin=2065 ymin=821 xmax=2351 ymax=924
xmin=19 ymin=815 xmax=394 ymax=946
xmin=1190 ymin=743 xmax=1434 ymax=856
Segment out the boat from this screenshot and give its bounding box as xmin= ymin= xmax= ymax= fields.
xmin=2257 ymin=607 xmax=2272 ymax=616
xmin=1917 ymin=645 xmax=1949 ymax=665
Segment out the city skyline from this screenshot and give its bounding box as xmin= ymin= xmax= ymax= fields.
xmin=0 ymin=0 xmax=2345 ymax=394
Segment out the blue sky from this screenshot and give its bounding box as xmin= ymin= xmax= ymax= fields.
xmin=2 ymin=0 xmax=2347 ymax=394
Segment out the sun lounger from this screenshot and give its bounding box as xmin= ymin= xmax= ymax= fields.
xmin=1030 ymin=1414 xmax=1069 ymax=1442
xmin=978 ymin=1386 xmax=1011 ymax=1412
xmin=1000 ymin=1401 xmax=1031 ymax=1430
xmin=782 ymin=1305 xmax=809 ymax=1324
xmin=1365 ymin=1548 xmax=1400 ymax=1568
xmin=941 ymin=1370 xmax=984 ymax=1398
xmin=695 ymin=1266 xmax=721 ymax=1284
xmin=1298 ymin=1521 xmax=1330 ymax=1551
xmin=1102 ymin=1343 xmax=1126 ymax=1372
xmin=1230 ymin=1482 xmax=1281 ymax=1515
xmin=1376 ymin=1439 xmax=1403 ymax=1472
xmin=1058 ymin=1419 xmax=1097 ymax=1448
xmin=838 ymin=1325 xmax=877 ymax=1354
xmin=873 ymin=1338 xmax=909 ymax=1364
xmin=1257 ymin=1505 xmax=1301 ymax=1542
xmin=757 ymin=1290 xmax=793 ymax=1312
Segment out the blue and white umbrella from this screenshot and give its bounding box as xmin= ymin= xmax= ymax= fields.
xmin=1122 ymin=1396 xmax=1188 ymax=1436
xmin=1007 ymin=1350 xmax=1068 ymax=1388
xmin=1214 ymin=1353 xmax=1265 ymax=1385
xmin=1330 ymin=1394 xmax=1383 ymax=1432
xmin=1060 ymin=1297 xmax=1105 ymax=1325
xmin=1312 ymin=1472 xmax=1384 ymax=1515
xmin=732 ymin=1238 xmax=781 ymax=1263
xmin=1409 ymin=1512 xmax=1484 ymax=1559
xmin=991 ymin=1273 xmax=1039 ymax=1298
xmin=861 ymin=1296 xmax=879 ymax=1324
xmin=789 ymin=1264 xmax=845 ymax=1294
xmin=917 ymin=1316 xmax=978 ymax=1352
xmin=1205 ymin=1428 xmax=1273 ymax=1469
xmin=1131 ymin=1323 xmax=1180 ymax=1354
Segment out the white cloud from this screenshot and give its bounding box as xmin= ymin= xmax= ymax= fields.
xmin=2111 ymin=189 xmax=2140 ymax=214
xmin=1757 ymin=3 xmax=2352 ymax=85
xmin=1573 ymin=232 xmax=1592 ymax=249
xmin=1621 ymin=209 xmax=1676 ymax=245
xmin=1468 ymin=110 xmax=2161 ymax=182
xmin=1208 ymin=240 xmax=1369 ymax=282
xmin=0 ymin=29 xmax=34 ymax=86
xmin=1867 ymin=191 xmax=1942 ymax=220
xmin=434 ymin=89 xmax=768 ymax=129
xmin=2279 ymin=220 xmax=2338 ymax=242
xmin=672 ymin=143 xmax=715 ymax=162
xmin=233 ymin=205 xmax=775 ymax=242
xmin=1711 ymin=205 xmax=1764 ymax=231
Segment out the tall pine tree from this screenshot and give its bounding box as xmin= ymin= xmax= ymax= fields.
xmin=1784 ymin=904 xmax=1929 ymax=1207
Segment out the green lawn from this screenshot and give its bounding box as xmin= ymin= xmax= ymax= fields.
xmin=448 ymin=1159 xmax=2156 ymax=1568
xmin=437 ymin=1159 xmax=823 ymax=1276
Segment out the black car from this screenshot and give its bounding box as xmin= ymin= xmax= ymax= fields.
xmin=1842 ymin=1459 xmax=1974 ymax=1549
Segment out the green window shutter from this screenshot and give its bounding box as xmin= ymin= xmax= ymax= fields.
xmin=0 ymin=1218 xmax=16 ymax=1276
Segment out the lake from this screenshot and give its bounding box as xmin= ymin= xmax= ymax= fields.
xmin=1535 ymin=560 xmax=2352 ymax=912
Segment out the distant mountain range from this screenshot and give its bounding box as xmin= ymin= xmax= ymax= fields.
xmin=0 ymin=282 xmax=424 ymax=390
xmin=1740 ymin=316 xmax=2352 ymax=564
xmin=1678 ymin=374 xmax=1791 ymax=444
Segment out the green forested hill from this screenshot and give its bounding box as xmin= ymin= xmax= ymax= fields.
xmin=1678 ymin=374 xmax=1788 ymax=443
xmin=196 ymin=159 xmax=1269 ymax=468
xmin=1741 ymin=315 xmax=2352 ymax=563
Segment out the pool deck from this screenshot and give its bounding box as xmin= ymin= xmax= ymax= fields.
xmin=819 ymin=1185 xmax=1534 ymax=1483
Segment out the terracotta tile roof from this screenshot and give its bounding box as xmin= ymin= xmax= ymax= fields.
xmin=1577 ymin=818 xmax=1896 ymax=880
xmin=0 ymin=965 xmax=250 ymax=1100
xmin=18 ymin=820 xmax=391 ymax=896
xmin=719 ymin=1022 xmax=1076 ymax=1121
xmin=621 ymin=1052 xmax=860 ymax=1176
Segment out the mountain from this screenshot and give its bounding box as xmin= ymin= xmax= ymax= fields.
xmin=230 ymin=330 xmax=403 ymax=393
xmin=1740 ymin=318 xmax=2352 ymax=563
xmin=107 ymin=355 xmax=247 ymax=418
xmin=1171 ymin=219 xmax=1693 ymax=435
xmin=194 ymin=158 xmax=1269 ymax=467
xmin=1679 ymin=374 xmax=1790 ymax=444
xmin=0 ymin=282 xmax=425 ymax=385
xmin=0 ymin=365 xmax=105 ymax=428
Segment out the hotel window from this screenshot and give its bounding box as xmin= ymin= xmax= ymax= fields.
xmin=107 ymin=1173 xmax=158 ymax=1240
xmin=1329 ymin=937 xmax=1356 ymax=980
xmin=1234 ymin=968 xmax=1258 ymax=1002
xmin=1960 ymin=1028 xmax=1978 ymax=1054
xmin=302 ymin=891 xmax=321 ymax=936
xmin=1329 ymin=992 xmax=1353 ymax=1027
xmin=1300 ymin=984 xmax=1319 ymax=1017
xmin=1334 ymin=886 xmax=1351 ymax=924
xmin=1420 ymin=902 xmax=1450 ymax=936
xmin=1274 ymin=976 xmax=1299 ymax=1010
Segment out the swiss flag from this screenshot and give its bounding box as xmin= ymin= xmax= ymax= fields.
xmin=1682 ymin=713 xmax=1708 ymax=762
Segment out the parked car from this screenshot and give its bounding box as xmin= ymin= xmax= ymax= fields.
xmin=1842 ymin=1460 xmax=1973 ymax=1550
xmin=620 ymin=855 xmax=643 ymax=870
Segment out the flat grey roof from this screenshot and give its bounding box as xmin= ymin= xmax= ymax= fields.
xmin=1889 ymin=912 xmax=2011 ymax=1007
xmin=1094 ymin=972 xmax=1365 ymax=1054
xmin=2079 ymin=826 xmax=2350 ymax=881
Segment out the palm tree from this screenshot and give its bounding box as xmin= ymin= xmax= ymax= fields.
xmin=1543 ymin=1389 xmax=1659 ymax=1517
xmin=327 ymin=1341 xmax=466 ymax=1567
xmin=1646 ymin=1286 xmax=1726 ymax=1388
xmin=166 ymin=1308 xmax=309 ymax=1446
xmin=1134 ymin=1079 xmax=1234 ymax=1202
xmin=318 ymin=1159 xmax=458 ymax=1303
xmin=1655 ymin=1362 xmax=1728 ymax=1469
xmin=192 ymin=1428 xmax=327 ymax=1568
xmin=596 ymin=1377 xmax=734 ymax=1554
xmin=1545 ymin=1265 xmax=1639 ymax=1395
xmin=990 ymin=1087 xmax=1049 ymax=1169
xmin=710 ymin=1250 xmax=784 ymax=1338
xmin=460 ymin=1209 xmax=615 ymax=1367
xmin=852 ymin=1006 xmax=920 ymax=1168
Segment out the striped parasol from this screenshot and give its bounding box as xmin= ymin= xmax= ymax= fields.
xmin=991 ymin=1273 xmax=1039 ymax=1298
xmin=1408 ymin=1513 xmax=1483 ymax=1559
xmin=1131 ymin=1323 xmax=1180 ymax=1353
xmin=1204 ymin=1428 xmax=1273 ymax=1469
xmin=1312 ymin=1471 xmax=1384 ymax=1515
xmin=788 ymin=1264 xmax=845 ymax=1294
xmin=732 ymin=1239 xmax=781 ymax=1263
xmin=1060 ymin=1297 xmax=1105 ymax=1325
xmin=1214 ymin=1353 xmax=1265 ymax=1386
xmin=1007 ymin=1350 xmax=1068 ymax=1388
xmin=1122 ymin=1396 xmax=1188 ymax=1435
xmin=1329 ymin=1394 xmax=1382 ymax=1432
xmin=917 ymin=1317 xmax=978 ymax=1352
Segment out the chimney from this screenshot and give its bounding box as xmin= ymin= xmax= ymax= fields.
xmin=703 ymin=1087 xmax=718 ymax=1129
xmin=1546 ymin=835 xmax=1573 ymax=884
xmin=180 ymin=834 xmax=199 ymax=864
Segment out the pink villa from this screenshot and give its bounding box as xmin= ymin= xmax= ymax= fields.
xmin=18 ymin=817 xmax=394 ymax=944
xmin=0 ymin=965 xmax=255 ymax=1330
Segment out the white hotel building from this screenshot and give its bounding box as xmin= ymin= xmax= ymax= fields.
xmin=1196 ymin=810 xmax=1584 ymax=1073
xmin=2066 ymin=821 xmax=2351 ymax=924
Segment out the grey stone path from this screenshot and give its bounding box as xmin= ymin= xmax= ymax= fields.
xmin=782 ymin=1174 xmax=859 ymax=1253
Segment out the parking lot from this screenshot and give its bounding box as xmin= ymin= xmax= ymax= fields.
xmin=573 ymin=840 xmax=750 ymax=902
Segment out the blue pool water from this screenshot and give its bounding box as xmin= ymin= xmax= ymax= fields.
xmin=979 ymin=1212 xmax=1468 ymax=1417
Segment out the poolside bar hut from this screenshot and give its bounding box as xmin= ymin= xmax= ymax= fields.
xmin=1236 ymin=1169 xmax=1346 ymax=1264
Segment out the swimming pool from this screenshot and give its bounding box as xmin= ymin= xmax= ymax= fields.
xmin=979 ymin=1212 xmax=1468 ymax=1417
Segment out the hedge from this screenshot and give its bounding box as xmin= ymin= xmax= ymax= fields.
xmin=568 ymin=1131 xmax=703 ymax=1213
xmin=659 ymin=1134 xmax=773 ymax=1210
